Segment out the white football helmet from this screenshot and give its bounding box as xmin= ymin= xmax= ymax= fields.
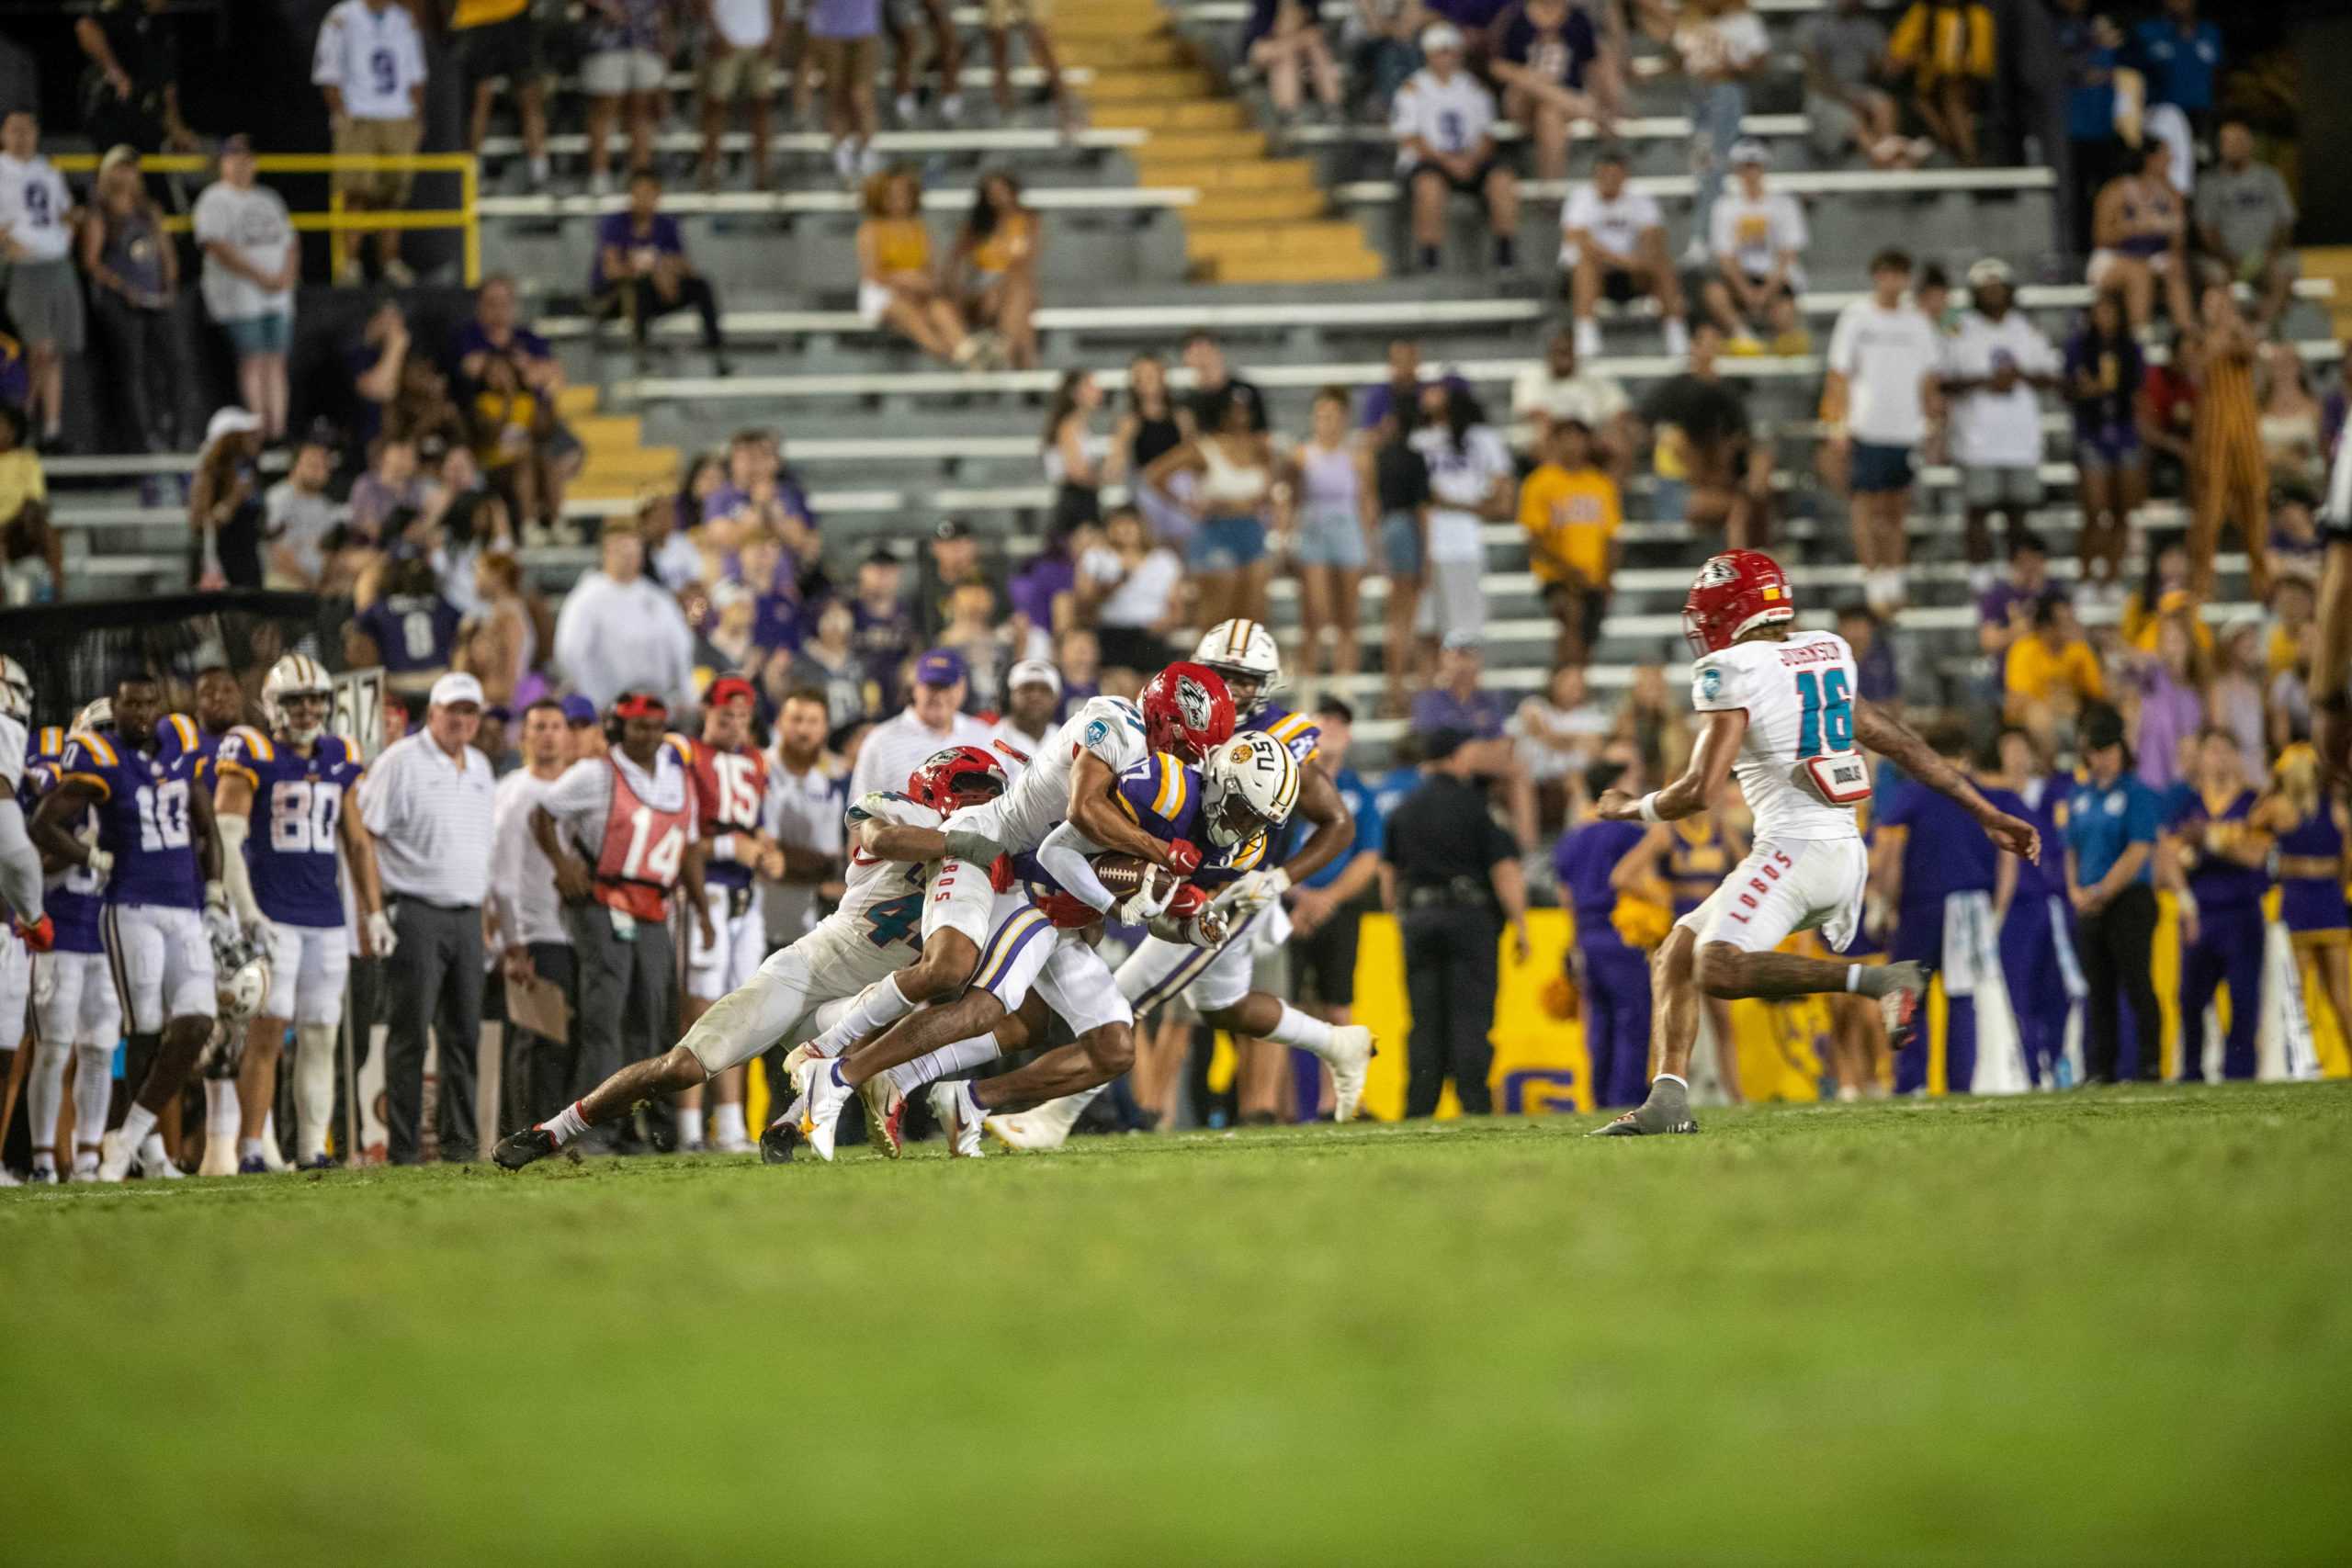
xmin=0 ymin=655 xmax=31 ymax=724
xmin=213 ymin=930 xmax=272 ymax=1025
xmin=1193 ymin=619 xmax=1284 ymax=719
xmin=72 ymin=696 xmax=114 ymax=735
xmin=1199 ymin=734 xmax=1302 ymax=848
xmin=262 ymin=654 xmax=334 ymax=744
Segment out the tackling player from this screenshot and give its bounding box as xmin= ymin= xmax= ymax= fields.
xmin=31 ymin=673 xmax=226 ymax=1180
xmin=1591 ymin=551 xmax=2039 ymax=1135
xmin=674 ymin=675 xmax=784 ymax=1153
xmin=492 ymin=745 xmax=1012 ymax=1168
xmin=986 ymin=620 xmax=1375 ymax=1148
xmin=214 ymin=655 xmax=395 ymax=1171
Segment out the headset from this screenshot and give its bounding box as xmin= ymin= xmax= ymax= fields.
xmin=605 ymin=691 xmax=670 ymax=746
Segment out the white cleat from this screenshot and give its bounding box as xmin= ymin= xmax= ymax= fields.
xmin=198 ymin=1135 xmax=239 ymax=1178
xmin=929 ymin=1082 xmax=985 ymax=1158
xmin=0 ymin=1166 xmax=19 ymax=1187
xmin=859 ymin=1075 xmax=907 ymax=1159
xmin=71 ymin=1153 xmax=101 ymax=1182
xmin=712 ymin=1127 xmax=752 ymax=1156
xmin=1324 ymin=1025 xmax=1375 ymax=1122
xmin=799 ymin=1058 xmax=854 ymax=1163
xmin=139 ymin=1134 xmax=186 ymax=1179
xmin=984 ymin=1107 xmax=1074 ymax=1152
xmin=96 ymin=1129 xmax=136 ymax=1183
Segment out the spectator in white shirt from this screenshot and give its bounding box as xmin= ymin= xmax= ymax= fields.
xmin=1408 ymin=380 xmax=1516 ymax=648
xmin=761 ymin=687 xmax=847 ymax=950
xmin=1940 ymin=256 xmax=2062 ymax=591
xmin=1823 ymin=248 xmax=1946 ymax=615
xmin=360 ymin=670 xmax=499 ymax=1162
xmin=1699 ymin=140 xmax=1809 ymax=355
xmin=1076 ymin=504 xmax=1184 ymax=676
xmin=489 ymin=696 xmax=578 ymax=1123
xmin=1511 ymin=324 xmax=1635 ymax=475
xmin=0 ymin=112 xmax=84 ymax=448
xmin=192 ymin=135 xmax=298 ymax=441
xmin=1391 ymin=25 xmax=1519 ymax=274
xmin=263 ymin=434 xmax=342 ymax=589
xmin=552 ymin=517 xmax=697 ymax=709
xmin=1557 ymin=145 xmax=1688 ymax=360
xmin=846 ymin=648 xmax=994 ymax=803
xmin=990 ymin=658 xmax=1062 ymax=758
xmin=311 ymin=0 xmax=427 ymax=284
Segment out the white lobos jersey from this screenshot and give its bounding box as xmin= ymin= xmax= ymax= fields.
xmin=1690 ymin=629 xmax=1865 ymax=843
xmin=955 ymin=694 xmax=1150 ymax=857
xmin=802 ymin=789 xmax=942 ymax=977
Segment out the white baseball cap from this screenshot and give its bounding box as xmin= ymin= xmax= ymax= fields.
xmin=1728 ymin=138 xmax=1771 ymax=167
xmin=1966 ymin=255 xmax=2014 ymax=289
xmin=1420 ymin=22 xmax=1464 ymax=53
xmin=429 ymin=671 xmax=485 ymax=709
xmin=204 ymin=406 xmax=262 ymax=446
xmin=1006 ymin=658 xmax=1062 ymax=695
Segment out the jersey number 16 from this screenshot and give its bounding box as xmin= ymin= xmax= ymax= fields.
xmin=1793 ymin=669 xmax=1853 ymax=758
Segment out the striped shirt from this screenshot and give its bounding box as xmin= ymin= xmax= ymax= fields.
xmin=359 ymin=730 xmax=497 ymax=905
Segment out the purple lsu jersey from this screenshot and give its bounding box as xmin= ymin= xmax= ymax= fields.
xmin=1015 ymin=752 xmax=1272 ymax=908
xmin=216 ymin=727 xmax=365 ymax=927
xmin=58 ymin=730 xmax=204 ymax=909
xmin=23 ymin=725 xmax=107 ymax=953
xmin=155 ymin=712 xmax=221 ymax=781
xmin=1247 ymin=705 xmax=1322 ymax=768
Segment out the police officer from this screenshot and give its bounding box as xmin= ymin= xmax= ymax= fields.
xmin=1380 ymin=728 xmax=1532 ymax=1117
xmin=2064 ymin=705 xmax=2164 ymax=1084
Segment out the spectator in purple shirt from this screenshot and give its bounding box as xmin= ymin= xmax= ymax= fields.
xmin=1977 ymin=531 xmax=2066 ymax=666
xmin=592 ymin=169 xmax=730 ymax=376
xmin=1411 ymin=633 xmax=1510 ymax=738
xmin=848 ymin=545 xmax=916 ymax=707
xmin=1837 ymin=603 xmax=1901 ymax=704
xmin=703 ymin=426 xmax=818 ymax=574
xmin=1357 ymin=338 xmax=1428 ymax=433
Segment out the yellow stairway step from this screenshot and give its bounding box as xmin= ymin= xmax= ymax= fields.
xmin=565 ymin=413 xmax=643 ymax=449
xmin=1184 ymin=220 xmax=1372 ymax=259
xmin=1132 ymin=157 xmax=1318 ymax=190
xmin=1202 ymin=250 xmax=1387 ymax=285
xmin=1053 ymin=4 xmax=1170 ymax=39
xmin=1056 ymin=37 xmax=1188 ymax=70
xmin=1089 ymin=100 xmax=1249 ymax=131
xmin=577 ymin=448 xmax=680 ymax=482
xmin=1082 ymin=69 xmax=1218 ymax=102
xmin=556 ymin=384 xmax=601 ymax=419
xmin=1185 ymin=187 xmax=1330 ymax=224
xmin=1138 ymin=130 xmax=1268 ymax=161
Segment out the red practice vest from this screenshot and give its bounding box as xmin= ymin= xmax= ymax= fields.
xmin=593 ymin=755 xmax=692 ymax=921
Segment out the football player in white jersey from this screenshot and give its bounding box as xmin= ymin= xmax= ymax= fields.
xmin=0 ymin=659 xmax=51 ymax=1127
xmin=987 ymin=620 xmax=1377 ymax=1149
xmin=1591 ymin=550 xmax=2040 ymax=1134
xmin=492 ymin=745 xmax=1013 ymax=1168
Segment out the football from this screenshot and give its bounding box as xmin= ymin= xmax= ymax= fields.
xmin=1091 ymin=852 xmax=1183 ymax=905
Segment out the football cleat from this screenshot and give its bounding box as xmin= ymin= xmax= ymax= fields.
xmin=1324 ymin=1025 xmax=1375 ymax=1122
xmin=137 ymin=1134 xmax=185 ymax=1179
xmin=859 ymin=1074 xmax=907 ymax=1159
xmin=492 ymin=1127 xmax=559 ymax=1170
xmin=71 ymin=1152 xmax=101 ymax=1181
xmin=984 ymin=1110 xmax=1070 ymax=1152
xmin=929 ymin=1082 xmax=985 ymax=1158
xmin=799 ymin=1059 xmax=853 ymax=1163
xmin=25 ymin=1163 xmax=58 ymax=1184
xmin=300 ymin=1153 xmax=336 ymax=1171
xmin=96 ymin=1130 xmax=135 ymax=1183
xmin=1590 ymin=1077 xmax=1699 ymax=1137
xmin=237 ymin=1156 xmax=270 ymax=1176
xmin=1878 ymin=962 xmax=1929 ymax=1056
xmin=0 ymin=1167 xmax=18 ymax=1188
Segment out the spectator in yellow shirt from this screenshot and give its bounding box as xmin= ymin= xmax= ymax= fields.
xmin=1518 ymin=417 xmax=1622 ymax=667
xmin=2005 ymin=596 xmax=2104 ymax=754
xmin=1888 ymin=0 xmax=1994 ymax=164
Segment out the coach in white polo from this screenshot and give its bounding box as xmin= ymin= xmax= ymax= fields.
xmin=363 ymin=670 xmax=497 ymax=1162
xmin=846 ymin=648 xmax=993 ymax=802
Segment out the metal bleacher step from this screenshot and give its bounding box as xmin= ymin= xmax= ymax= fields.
xmin=1088 ymin=100 xmax=1250 ymax=133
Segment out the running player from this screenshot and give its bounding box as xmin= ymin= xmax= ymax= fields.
xmin=491 ymin=744 xmax=1012 ymax=1169
xmin=31 ymin=672 xmax=226 ymax=1180
xmin=22 ymin=701 xmax=119 ymax=1180
xmin=674 ymin=674 xmax=783 ymax=1153
xmin=1591 ymin=550 xmax=2040 ymax=1135
xmin=984 ymin=621 xmax=1374 ymax=1148
xmin=214 ymin=654 xmax=395 ymax=1171
xmin=802 ymin=733 xmax=1295 ymax=1160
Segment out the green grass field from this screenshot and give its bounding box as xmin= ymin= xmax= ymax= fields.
xmin=5 ymin=1085 xmax=2350 ymax=1563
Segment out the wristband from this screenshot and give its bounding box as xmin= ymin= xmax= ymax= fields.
xmin=1636 ymin=792 xmax=1663 ymax=825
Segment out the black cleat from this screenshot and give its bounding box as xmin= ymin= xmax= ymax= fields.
xmin=1590 ymin=1077 xmax=1700 ymax=1136
xmin=759 ymin=1117 xmax=802 ymax=1165
xmin=492 ymin=1128 xmax=559 ymax=1170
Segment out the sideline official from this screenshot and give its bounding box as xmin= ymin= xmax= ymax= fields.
xmin=1380 ymin=728 xmax=1532 ymax=1117
xmin=361 ymin=671 xmax=497 ymax=1162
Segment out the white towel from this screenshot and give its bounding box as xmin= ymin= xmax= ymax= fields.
xmin=2256 ymin=919 xmax=2322 ymax=1081
xmin=1943 ymin=890 xmax=2029 ymax=1094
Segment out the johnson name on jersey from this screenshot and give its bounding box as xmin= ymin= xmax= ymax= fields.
xmin=1690 ymin=629 xmax=1863 ymax=843
xmin=217 ymin=727 xmax=365 ymax=928
xmin=58 ymin=731 xmax=205 ymax=908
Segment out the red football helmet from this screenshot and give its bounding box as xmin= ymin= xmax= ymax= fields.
xmin=1139 ymin=662 xmax=1235 ymax=761
xmin=1682 ymin=549 xmax=1796 ymax=656
xmin=906 ymin=745 xmax=1009 ymax=815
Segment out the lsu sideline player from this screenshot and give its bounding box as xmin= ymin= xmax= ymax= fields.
xmin=492 ymin=745 xmax=1013 ymax=1168
xmin=22 ymin=701 xmax=121 ymax=1181
xmin=32 ymin=672 xmax=226 ymax=1180
xmin=987 ymin=620 xmax=1375 ymax=1147
xmin=804 ymin=732 xmax=1290 ymax=1159
xmin=215 ymin=655 xmax=395 ymax=1170
xmin=1591 ymin=550 xmax=2040 ymax=1135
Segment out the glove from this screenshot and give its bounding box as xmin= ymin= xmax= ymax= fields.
xmin=1214 ymin=866 xmax=1291 ymax=918
xmin=1148 ymin=900 xmax=1229 ymax=949
xmin=83 ymin=846 xmax=113 ymax=882
xmin=15 ymin=913 xmax=54 ymax=953
xmin=202 ymin=884 xmax=240 ymax=947
xmin=245 ymin=913 xmax=277 ymax=951
xmin=367 ymin=908 xmax=398 ymax=958
xmin=988 ymin=853 xmax=1015 ymax=894
xmin=1114 ymin=872 xmax=1178 ymax=927
xmin=1034 ymin=889 xmax=1100 ymax=929
xmin=1162 ymin=839 xmax=1202 ymax=877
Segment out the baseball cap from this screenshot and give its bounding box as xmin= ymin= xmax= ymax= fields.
xmin=1420 ymin=22 xmax=1464 ymax=52
xmin=99 ymin=144 xmax=139 ymax=176
xmin=1006 ymin=658 xmax=1062 ymax=695
xmin=1728 ymin=138 xmax=1771 ymax=167
xmin=559 ymin=693 xmax=599 ymax=727
xmin=863 ymin=545 xmax=904 ymax=568
xmin=933 ymin=518 xmax=974 ymax=542
xmin=1441 ymin=628 xmax=1482 ymax=653
xmin=205 ymin=407 xmax=262 ymax=446
xmin=1967 ymin=255 xmax=2014 ymax=289
xmin=707 ymin=674 xmax=757 ymax=707
xmin=914 ymin=649 xmax=967 ymax=688
xmin=220 ymin=132 xmax=254 ymax=157
xmin=429 ymin=671 xmax=485 ymax=710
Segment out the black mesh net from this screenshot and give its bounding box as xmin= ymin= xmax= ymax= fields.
xmin=0 ymin=591 xmax=336 ymax=728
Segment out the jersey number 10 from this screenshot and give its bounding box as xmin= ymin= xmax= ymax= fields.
xmin=134 ymin=780 xmax=191 ymax=852
xmin=1793 ymin=670 xmax=1854 ymax=758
